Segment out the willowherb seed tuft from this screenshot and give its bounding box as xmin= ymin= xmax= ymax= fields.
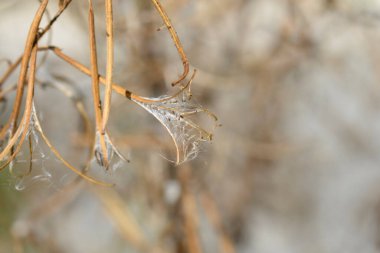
xmin=132 ymin=72 xmax=218 ymax=165
xmin=94 ymin=131 xmax=128 ymax=171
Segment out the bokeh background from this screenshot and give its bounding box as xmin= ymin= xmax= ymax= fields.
xmin=2 ymin=0 xmax=380 ymax=252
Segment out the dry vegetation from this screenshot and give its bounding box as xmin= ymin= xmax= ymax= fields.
xmin=2 ymin=0 xmax=380 ymax=253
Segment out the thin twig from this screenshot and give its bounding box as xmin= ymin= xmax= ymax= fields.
xmin=0 ymin=0 xmax=48 ymax=140
xmin=47 ymin=47 xmax=192 ymax=104
xmin=0 ymin=56 xmax=22 ymax=88
xmin=88 ymin=0 xmax=109 ymax=168
xmin=0 ymin=0 xmax=72 ymax=90
xmin=32 ymin=105 xmax=114 ymax=187
xmin=150 ymin=0 xmax=190 ymax=86
xmin=1 ymin=46 xmax=38 ymax=172
xmin=0 ymin=0 xmax=72 ymax=144
xmin=42 ymin=78 xmax=94 ymax=166
xmin=102 ymin=0 xmax=114 ymax=134
xmin=39 ymin=0 xmax=72 ymax=38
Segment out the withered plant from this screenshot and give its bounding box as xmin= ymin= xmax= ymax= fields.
xmin=0 ymin=0 xmax=217 ymax=187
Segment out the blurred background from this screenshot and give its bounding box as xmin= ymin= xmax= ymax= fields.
xmin=2 ymin=0 xmax=380 ymax=252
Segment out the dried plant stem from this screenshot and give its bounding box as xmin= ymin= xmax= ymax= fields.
xmin=0 ymin=46 xmax=38 ymax=171
xmin=44 ymin=80 xmax=94 ymax=165
xmin=150 ymin=0 xmax=189 ymax=86
xmin=0 ymin=56 xmax=22 ymax=87
xmin=0 ymin=0 xmax=215 ymax=190
xmin=48 ymin=47 xmax=191 ymax=104
xmin=0 ymin=51 xmax=112 ymax=185
xmin=0 ymin=0 xmax=72 ymax=89
xmin=102 ymin=0 xmax=114 ymax=133
xmin=39 ymin=0 xmax=72 ymax=38
xmin=44 ymin=47 xmax=216 ymax=165
xmin=0 ymin=0 xmax=48 ymax=139
xmin=88 ymin=0 xmax=109 ymax=167
xmin=32 ymin=107 xmax=114 ymax=187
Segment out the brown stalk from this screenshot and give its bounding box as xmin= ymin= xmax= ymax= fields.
xmin=102 ymin=0 xmax=114 ymax=134
xmin=42 ymin=79 xmax=94 ymax=166
xmin=0 ymin=56 xmax=22 ymax=88
xmin=16 ymin=19 xmax=114 ymax=187
xmin=27 ymin=134 xmax=33 ymax=176
xmin=0 ymin=46 xmax=38 ymax=172
xmin=31 ymin=109 xmax=114 ymax=187
xmin=150 ymin=0 xmax=189 ymax=86
xmin=48 ymin=47 xmax=192 ymax=104
xmin=39 ymin=0 xmax=72 ymax=38
xmin=44 ymin=47 xmax=217 ymax=165
xmin=0 ymin=0 xmax=48 ymax=139
xmin=0 ymin=48 xmax=111 ymax=185
xmin=0 ymin=0 xmax=72 ymax=90
xmin=88 ymin=0 xmax=109 ymax=168
xmin=0 ymin=0 xmax=73 ymax=146
xmin=1 ymin=102 xmax=113 ymax=185
xmin=8 ymin=124 xmax=35 ymax=178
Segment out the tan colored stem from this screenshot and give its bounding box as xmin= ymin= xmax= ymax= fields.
xmin=0 ymin=0 xmax=48 ymax=139
xmin=150 ymin=0 xmax=189 ymax=86
xmin=88 ymin=0 xmax=109 ymax=167
xmin=48 ymin=47 xmax=191 ymax=104
xmin=39 ymin=0 xmax=72 ymax=38
xmin=102 ymin=0 xmax=114 ymax=133
xmin=32 ymin=110 xmax=114 ymax=187
xmin=0 ymin=0 xmax=72 ymax=142
xmin=1 ymin=46 xmax=38 ymax=170
xmin=0 ymin=56 xmax=22 ymax=87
